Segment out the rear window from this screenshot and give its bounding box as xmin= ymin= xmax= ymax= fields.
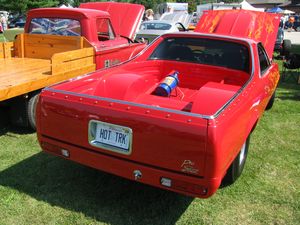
xmin=28 ymin=18 xmax=81 ymax=36
xmin=96 ymin=18 xmax=115 ymax=41
xmin=149 ymin=37 xmax=250 ymax=72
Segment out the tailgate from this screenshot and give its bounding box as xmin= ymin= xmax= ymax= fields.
xmin=38 ymin=89 xmax=208 ymax=177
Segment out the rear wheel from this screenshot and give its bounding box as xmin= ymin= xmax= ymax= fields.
xmin=27 ymin=92 xmax=39 ymax=130
xmin=266 ymin=91 xmax=275 ymax=110
xmin=222 ymin=135 xmax=250 ymax=186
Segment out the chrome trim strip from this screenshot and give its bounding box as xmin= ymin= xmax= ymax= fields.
xmin=44 ymin=88 xmax=213 ymax=119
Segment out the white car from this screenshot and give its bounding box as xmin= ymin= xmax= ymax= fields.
xmin=136 ymin=20 xmax=186 ymax=44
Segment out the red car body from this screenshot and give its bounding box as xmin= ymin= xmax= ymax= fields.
xmin=25 ymin=2 xmax=146 ymax=70
xmin=37 ymin=10 xmax=280 ymax=198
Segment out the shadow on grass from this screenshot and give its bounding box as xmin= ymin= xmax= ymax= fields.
xmin=0 ymin=152 xmax=193 ymax=225
xmin=277 ymin=80 xmax=300 ymax=101
xmin=0 ymin=125 xmax=34 ymax=136
xmin=0 ymin=107 xmax=34 ymax=135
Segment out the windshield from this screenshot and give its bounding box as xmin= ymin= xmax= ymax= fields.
xmin=28 ymin=18 xmax=81 ymax=36
xmin=149 ymin=37 xmax=250 ymax=72
xmin=141 ymin=22 xmax=172 ymax=31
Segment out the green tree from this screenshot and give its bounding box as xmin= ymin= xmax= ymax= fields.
xmin=0 ymin=0 xmax=27 ymax=13
xmin=58 ymin=0 xmax=71 ymax=5
xmin=27 ymin=0 xmax=59 ymax=9
xmin=72 ymin=0 xmax=105 ymax=7
xmin=0 ymin=0 xmax=59 ymax=13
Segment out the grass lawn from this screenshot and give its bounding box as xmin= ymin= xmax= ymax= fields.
xmin=0 ymin=82 xmax=299 ymax=225
xmin=0 ymin=34 xmax=299 ymax=224
xmin=0 ymin=33 xmax=6 ymax=42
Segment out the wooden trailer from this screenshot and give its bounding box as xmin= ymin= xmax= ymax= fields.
xmin=0 ymin=33 xmax=96 ymax=102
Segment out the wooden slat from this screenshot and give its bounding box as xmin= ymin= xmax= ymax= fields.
xmin=52 ymin=47 xmax=94 ymax=64
xmin=4 ymin=42 xmax=14 ymax=58
xmin=0 ymin=43 xmax=4 ymax=58
xmin=14 ymin=34 xmax=24 ymax=58
xmin=0 ymin=63 xmax=95 ymax=101
xmin=52 ymin=56 xmax=94 ymax=75
xmin=0 ymin=59 xmax=51 ymax=86
xmin=0 ymin=42 xmax=14 ymax=58
xmin=0 ymin=56 xmax=96 ymax=101
xmin=8 ymin=34 xmax=94 ymax=59
xmin=51 ymin=47 xmax=95 ymax=75
xmin=22 ymin=34 xmax=91 ymax=59
xmin=24 ymin=34 xmax=81 ymax=59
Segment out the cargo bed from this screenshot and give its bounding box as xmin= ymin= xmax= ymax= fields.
xmin=0 ymin=34 xmax=96 ymax=101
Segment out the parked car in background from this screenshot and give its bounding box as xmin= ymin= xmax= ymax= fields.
xmin=275 ymin=18 xmax=291 ymax=55
xmin=275 ymin=19 xmax=284 ymax=50
xmin=136 ymin=20 xmax=186 ymax=43
xmin=187 ymin=12 xmax=200 ymax=30
xmin=160 ymin=11 xmax=191 ymax=28
xmin=8 ymin=15 xmax=26 ymax=28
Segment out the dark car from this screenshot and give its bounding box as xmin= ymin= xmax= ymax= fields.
xmin=275 ymin=19 xmax=291 ymax=56
xmin=8 ymin=15 xmax=26 ymax=28
xmin=275 ymin=19 xmax=284 ymax=50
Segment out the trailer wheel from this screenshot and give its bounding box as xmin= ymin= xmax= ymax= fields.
xmin=27 ymin=92 xmax=39 ymax=130
xmin=222 ymin=136 xmax=250 ymax=186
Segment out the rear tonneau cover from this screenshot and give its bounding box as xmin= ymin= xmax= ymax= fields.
xmin=80 ymin=2 xmax=144 ymax=41
xmin=195 ymin=10 xmax=280 ymax=58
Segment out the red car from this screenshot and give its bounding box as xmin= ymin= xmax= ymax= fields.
xmin=37 ymin=10 xmax=280 ymax=198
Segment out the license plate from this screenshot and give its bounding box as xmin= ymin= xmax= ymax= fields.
xmin=88 ymin=120 xmax=132 ymax=155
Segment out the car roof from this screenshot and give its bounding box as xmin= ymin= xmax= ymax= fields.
xmin=27 ymin=8 xmax=109 ymax=20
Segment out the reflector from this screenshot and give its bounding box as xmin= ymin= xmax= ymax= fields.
xmin=61 ymin=149 xmax=70 ymax=157
xmin=160 ymin=177 xmax=172 ymax=187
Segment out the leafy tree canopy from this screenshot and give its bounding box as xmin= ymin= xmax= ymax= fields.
xmin=0 ymin=0 xmax=241 ymax=14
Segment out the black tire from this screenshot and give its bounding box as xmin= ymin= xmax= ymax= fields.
xmin=222 ymin=135 xmax=250 ymax=186
xmin=27 ymin=92 xmax=39 ymax=130
xmin=266 ymin=91 xmax=275 ymax=110
xmin=282 ymin=39 xmax=291 ymax=57
xmin=9 ymin=96 xmax=29 ymax=127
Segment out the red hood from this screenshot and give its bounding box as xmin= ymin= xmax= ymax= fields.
xmin=80 ymin=2 xmax=144 ymax=41
xmin=195 ymin=10 xmax=280 ymax=59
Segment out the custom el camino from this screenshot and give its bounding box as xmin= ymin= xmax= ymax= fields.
xmin=37 ymin=10 xmax=280 ymax=198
